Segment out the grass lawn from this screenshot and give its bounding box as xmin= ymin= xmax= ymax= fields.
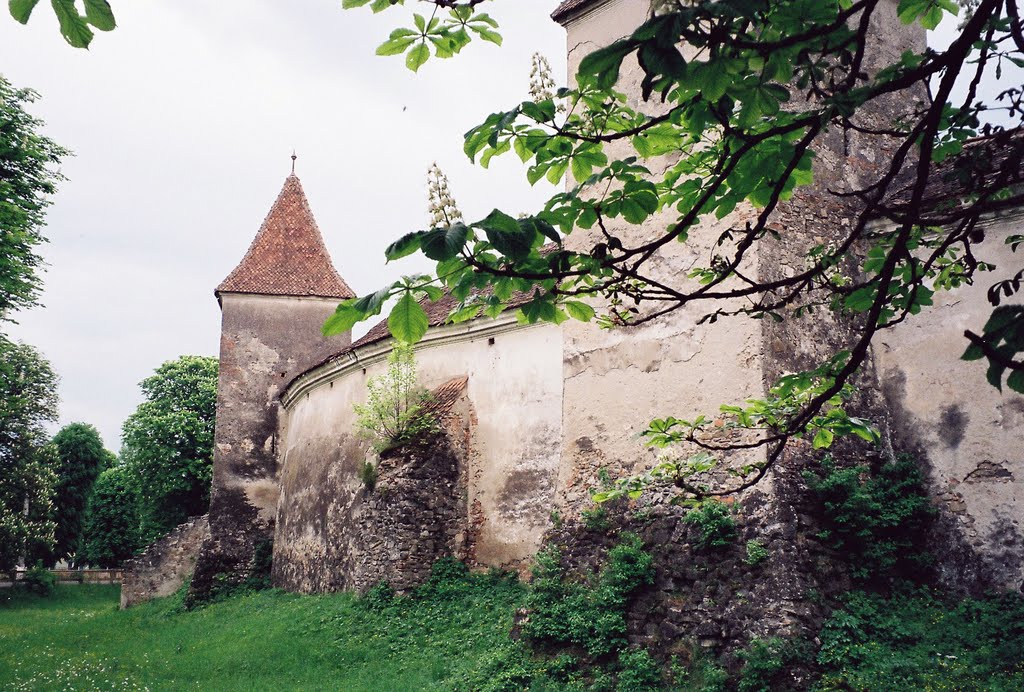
xmin=0 ymin=578 xmax=526 ymax=691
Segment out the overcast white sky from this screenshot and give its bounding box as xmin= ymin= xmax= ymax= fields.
xmin=1 ymin=1 xmax=568 ymax=450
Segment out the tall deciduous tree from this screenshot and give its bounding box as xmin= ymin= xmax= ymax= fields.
xmin=121 ymin=355 xmax=217 ymax=544
xmin=79 ymin=465 xmax=139 ymax=568
xmin=0 ymin=335 xmax=58 ymax=571
xmin=0 ymin=74 xmax=68 ymax=321
xmin=45 ymin=423 xmax=113 ymax=565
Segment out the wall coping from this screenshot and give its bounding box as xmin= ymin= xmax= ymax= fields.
xmin=280 ymin=313 xmax=545 ymax=409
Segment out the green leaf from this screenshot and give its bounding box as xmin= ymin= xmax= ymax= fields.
xmin=477 ymin=209 xmax=531 ymax=260
xmin=693 ymin=61 xmax=731 ymax=101
xmin=323 ymin=301 xmax=365 ymax=336
xmin=844 ymin=287 xmax=876 ymax=312
xmin=448 ymin=303 xmax=482 ymax=323
xmin=420 ymin=223 xmax=469 ymax=261
xmin=578 ymin=40 xmax=635 ymax=89
xmin=9 ymin=0 xmax=40 ymax=23
xmin=1008 ymin=368 xmax=1024 ymax=394
xmin=342 ymin=0 xmax=373 ymax=8
xmin=388 ymin=292 xmax=429 ymax=343
xmin=384 ymin=231 xmax=424 ymax=261
xmin=467 ymin=24 xmax=502 ymax=45
xmin=50 ymin=0 xmax=94 ymax=48
xmin=406 ymin=41 xmax=429 ymax=72
xmin=376 ymin=35 xmax=417 ymax=56
xmin=812 ymin=428 xmax=835 ymax=449
xmin=519 ymin=216 xmax=560 ymax=245
xmin=564 ymin=300 xmax=596 ymax=322
xmin=83 ymin=0 xmax=114 ymax=30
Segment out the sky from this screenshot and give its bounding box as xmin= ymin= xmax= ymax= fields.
xmin=1 ymin=0 xmax=568 ymax=450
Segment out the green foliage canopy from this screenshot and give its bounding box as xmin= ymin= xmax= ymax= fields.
xmin=78 ymin=465 xmax=139 ymax=568
xmin=46 ymin=423 xmax=112 ymax=565
xmin=0 ymin=334 xmax=58 ymax=571
xmin=121 ymin=355 xmax=217 ymax=544
xmin=0 ymin=74 xmax=68 ymax=320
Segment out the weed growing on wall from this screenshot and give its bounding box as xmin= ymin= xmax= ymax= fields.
xmin=684 ymin=500 xmax=738 ymax=550
xmin=354 ymin=342 xmax=435 ymax=453
xmin=804 ymin=455 xmax=934 ymax=582
xmin=744 ymin=540 xmax=769 ymax=566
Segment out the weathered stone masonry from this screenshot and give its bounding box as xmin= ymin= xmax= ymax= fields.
xmin=188 ymin=175 xmax=353 ymax=603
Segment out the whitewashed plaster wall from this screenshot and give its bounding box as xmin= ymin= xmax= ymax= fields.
xmin=278 ymin=316 xmax=563 ymax=570
xmin=876 ymin=212 xmax=1024 ymax=590
xmin=556 ymin=0 xmax=765 ymax=512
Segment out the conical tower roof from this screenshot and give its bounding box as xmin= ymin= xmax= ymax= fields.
xmin=216 ymin=174 xmax=355 ymax=300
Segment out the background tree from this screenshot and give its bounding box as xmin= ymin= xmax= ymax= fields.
xmin=0 ymin=335 xmax=58 ymax=571
xmin=332 ymin=0 xmax=1024 ymax=499
xmin=78 ymin=464 xmax=139 ymax=568
xmin=0 ymin=73 xmax=68 ymax=320
xmin=42 ymin=423 xmax=113 ymax=566
xmin=121 ymin=355 xmax=217 ymax=544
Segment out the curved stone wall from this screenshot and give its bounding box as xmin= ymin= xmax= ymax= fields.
xmin=273 ymin=316 xmax=563 ymax=592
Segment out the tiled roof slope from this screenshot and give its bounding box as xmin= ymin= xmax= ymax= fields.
xmin=294 ymin=286 xmax=541 ymax=387
xmin=886 ymin=129 xmax=1024 ymax=212
xmin=551 ymin=0 xmax=601 ymax=23
xmin=216 ymin=175 xmax=355 ymax=299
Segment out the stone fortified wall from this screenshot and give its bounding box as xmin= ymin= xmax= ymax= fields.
xmin=121 ymin=515 xmax=209 ymax=608
xmin=275 ymin=378 xmax=472 ymax=593
xmin=275 ymin=316 xmax=563 ymax=582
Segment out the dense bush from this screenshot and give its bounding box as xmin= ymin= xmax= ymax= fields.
xmin=19 ymin=562 xmax=56 ymax=596
xmin=524 ymin=533 xmax=654 ymax=658
xmin=737 ymin=638 xmax=809 ymax=692
xmin=804 ymin=454 xmax=934 ymax=581
xmin=816 ymin=589 xmax=1024 ymax=689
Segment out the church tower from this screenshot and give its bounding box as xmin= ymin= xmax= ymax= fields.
xmin=189 ymin=164 xmax=354 ymax=602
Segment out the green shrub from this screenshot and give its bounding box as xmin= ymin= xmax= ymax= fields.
xmin=416 ymin=556 xmax=471 ymax=600
xmin=737 ymin=638 xmax=807 ymax=692
xmin=816 ymin=589 xmax=1024 ymax=689
xmin=358 ymin=461 xmax=377 ymax=491
xmin=242 ymin=539 xmax=273 ymax=591
xmin=804 ymin=455 xmax=934 ymax=581
xmin=524 ymin=533 xmax=654 ymax=658
xmin=685 ymin=501 xmax=738 ymax=550
xmin=361 ymin=581 xmax=395 ymax=609
xmin=582 ymin=505 xmax=610 ymax=532
xmin=616 ymin=648 xmax=662 ymax=690
xmin=744 ymin=539 xmax=769 ymax=566
xmin=19 ymin=562 xmax=56 ymax=596
xmin=671 ymin=651 xmax=729 ymax=692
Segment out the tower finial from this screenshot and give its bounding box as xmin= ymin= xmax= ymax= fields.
xmin=291 ymin=150 xmax=297 ymax=176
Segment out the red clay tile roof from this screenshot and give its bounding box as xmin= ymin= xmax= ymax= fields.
xmin=551 ymin=0 xmax=602 ymax=23
xmin=885 ymin=129 xmax=1024 ymax=213
xmin=216 ymin=175 xmax=355 ymax=300
xmin=424 ymin=376 xmax=470 ymax=416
